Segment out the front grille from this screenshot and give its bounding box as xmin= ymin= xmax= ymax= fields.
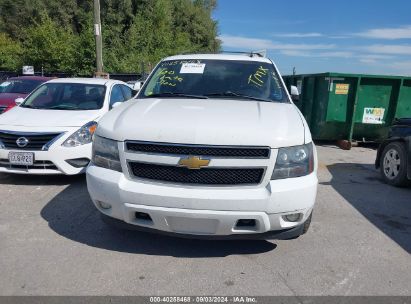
xmin=0 ymin=159 xmax=58 ymax=170
xmin=0 ymin=106 xmax=6 ymax=115
xmin=0 ymin=131 xmax=62 ymax=150
xmin=126 ymin=141 xmax=270 ymax=158
xmin=129 ymin=162 xmax=264 ymax=185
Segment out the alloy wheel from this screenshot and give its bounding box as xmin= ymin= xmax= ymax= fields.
xmin=383 ymin=148 xmax=401 ymax=180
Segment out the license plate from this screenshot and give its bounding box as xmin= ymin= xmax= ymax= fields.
xmin=8 ymin=152 xmax=34 ymax=166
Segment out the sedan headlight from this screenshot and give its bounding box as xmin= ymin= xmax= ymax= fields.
xmin=62 ymin=121 xmax=97 ymax=147
xmin=271 ymin=143 xmax=314 ymax=180
xmin=92 ymin=135 xmax=122 ymax=172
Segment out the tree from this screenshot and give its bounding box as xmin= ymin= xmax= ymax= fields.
xmin=172 ymin=0 xmax=220 ymax=52
xmin=0 ymin=33 xmax=22 ymax=70
xmin=0 ymin=0 xmax=221 ymax=74
xmin=21 ymin=14 xmax=79 ymax=73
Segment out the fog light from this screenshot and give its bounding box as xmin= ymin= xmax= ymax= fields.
xmin=97 ymin=201 xmax=111 ymax=210
xmin=66 ymin=158 xmax=90 ymax=168
xmin=283 ymin=213 xmax=302 ymax=222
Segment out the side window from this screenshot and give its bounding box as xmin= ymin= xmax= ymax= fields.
xmin=120 ymin=85 xmax=133 ymax=100
xmin=109 ymin=85 xmax=125 ymax=107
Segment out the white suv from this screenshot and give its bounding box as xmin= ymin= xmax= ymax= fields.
xmin=87 ymin=54 xmax=318 ymax=239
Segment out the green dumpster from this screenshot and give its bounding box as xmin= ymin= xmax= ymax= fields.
xmin=283 ymin=73 xmax=411 ymax=142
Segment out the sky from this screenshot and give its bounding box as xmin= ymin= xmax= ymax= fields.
xmin=213 ymin=0 xmax=411 ymax=76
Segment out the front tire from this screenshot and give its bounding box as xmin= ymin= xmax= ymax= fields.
xmin=380 ymin=142 xmax=409 ymax=187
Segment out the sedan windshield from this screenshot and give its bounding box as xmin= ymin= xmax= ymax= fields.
xmin=21 ymin=83 xmax=106 ymax=110
xmin=0 ymin=79 xmax=43 ymax=94
xmin=140 ymin=59 xmax=288 ymax=103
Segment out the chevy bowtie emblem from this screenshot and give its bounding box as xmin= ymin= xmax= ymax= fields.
xmin=178 ymin=156 xmax=210 ymax=170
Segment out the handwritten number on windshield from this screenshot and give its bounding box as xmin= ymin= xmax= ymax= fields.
xmin=158 ymin=69 xmax=184 ymax=87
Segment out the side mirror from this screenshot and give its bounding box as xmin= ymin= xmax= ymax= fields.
xmin=290 ymin=85 xmax=299 ymax=102
xmin=133 ymin=81 xmax=142 ymax=91
xmin=111 ymin=102 xmax=122 ymax=109
xmin=15 ymin=97 xmax=25 ymax=106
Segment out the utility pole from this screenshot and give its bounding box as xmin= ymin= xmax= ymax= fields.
xmin=93 ymin=0 xmax=103 ymax=74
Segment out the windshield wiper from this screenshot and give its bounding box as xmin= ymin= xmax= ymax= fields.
xmin=48 ymin=105 xmax=79 ymax=110
xmin=145 ymin=92 xmax=208 ymax=99
xmin=205 ymin=91 xmax=272 ymax=102
xmin=20 ymin=104 xmax=42 ymax=109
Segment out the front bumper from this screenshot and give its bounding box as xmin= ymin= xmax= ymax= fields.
xmin=0 ymin=144 xmax=91 ymax=175
xmin=100 ymin=212 xmax=306 ymax=240
xmin=87 ymin=164 xmax=318 ymax=238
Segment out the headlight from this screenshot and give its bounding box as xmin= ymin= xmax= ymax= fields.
xmin=271 ymin=143 xmax=314 ymax=180
xmin=62 ymin=121 xmax=97 ymax=147
xmin=92 ymin=135 xmax=122 ymax=172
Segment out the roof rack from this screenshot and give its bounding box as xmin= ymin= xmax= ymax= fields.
xmin=221 ymin=50 xmax=267 ymax=58
xmin=178 ymin=50 xmax=267 ymax=58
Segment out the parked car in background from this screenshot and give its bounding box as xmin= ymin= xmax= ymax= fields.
xmin=0 ymin=78 xmax=134 ymax=175
xmin=87 ymin=53 xmax=318 ymax=240
xmin=376 ymin=118 xmax=411 ymax=187
xmin=0 ymin=76 xmax=52 ymax=114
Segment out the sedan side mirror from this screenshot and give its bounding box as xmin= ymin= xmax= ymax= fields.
xmin=290 ymin=85 xmax=299 ymax=102
xmin=15 ymin=97 xmax=25 ymax=106
xmin=133 ymin=81 xmax=142 ymax=92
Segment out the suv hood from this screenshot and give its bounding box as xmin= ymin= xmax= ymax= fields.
xmin=0 ymin=106 xmax=101 ymax=128
xmin=98 ymin=98 xmax=305 ymax=148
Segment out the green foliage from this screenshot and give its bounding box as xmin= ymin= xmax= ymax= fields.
xmin=0 ymin=0 xmax=220 ymax=75
xmin=0 ymin=33 xmax=22 ymax=70
xmin=21 ymin=14 xmax=79 ymax=73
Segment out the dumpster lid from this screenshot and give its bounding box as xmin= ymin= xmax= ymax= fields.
xmin=393 ymin=118 xmax=411 ymax=126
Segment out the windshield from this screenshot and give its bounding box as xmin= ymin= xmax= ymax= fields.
xmin=0 ymin=79 xmax=43 ymax=94
xmin=140 ymin=59 xmax=288 ymax=103
xmin=21 ymin=83 xmax=106 ymax=110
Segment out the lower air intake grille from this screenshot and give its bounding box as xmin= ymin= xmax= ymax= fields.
xmin=0 ymin=159 xmax=58 ymax=170
xmin=129 ymin=162 xmax=264 ymax=185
